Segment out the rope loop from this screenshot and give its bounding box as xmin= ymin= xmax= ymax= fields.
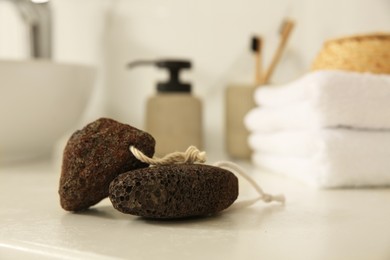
xmin=130 ymin=145 xmax=206 ymax=166
xmin=130 ymin=146 xmax=285 ymax=206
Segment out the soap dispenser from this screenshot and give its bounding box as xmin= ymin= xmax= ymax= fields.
xmin=127 ymin=59 xmax=202 ymax=156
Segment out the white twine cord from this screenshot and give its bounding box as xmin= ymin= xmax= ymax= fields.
xmin=214 ymin=161 xmax=285 ymax=207
xmin=130 ymin=146 xmax=285 ymax=206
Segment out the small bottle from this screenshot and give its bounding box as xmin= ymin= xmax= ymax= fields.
xmin=128 ymin=60 xmax=202 ymax=156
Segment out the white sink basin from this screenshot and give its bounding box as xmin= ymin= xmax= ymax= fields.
xmin=0 ymin=59 xmax=95 ymax=163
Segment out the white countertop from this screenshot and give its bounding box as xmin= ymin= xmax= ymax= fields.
xmin=1 ymin=159 xmax=390 ymax=260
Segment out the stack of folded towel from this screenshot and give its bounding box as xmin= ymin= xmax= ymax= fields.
xmin=244 ymin=70 xmax=390 ymax=188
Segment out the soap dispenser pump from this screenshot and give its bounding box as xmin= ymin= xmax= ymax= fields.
xmin=127 ymin=59 xmax=203 ymax=156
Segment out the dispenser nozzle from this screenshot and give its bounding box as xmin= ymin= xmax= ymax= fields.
xmin=127 ymin=60 xmax=157 ymax=68
xmin=126 ymin=59 xmax=192 ymax=93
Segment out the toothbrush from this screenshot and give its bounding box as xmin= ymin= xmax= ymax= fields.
xmin=251 ymin=36 xmax=263 ymax=85
xmin=263 ymin=19 xmax=295 ymax=84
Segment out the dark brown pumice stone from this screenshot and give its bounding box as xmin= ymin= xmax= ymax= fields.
xmin=109 ymin=164 xmax=239 ymax=219
xmin=59 ymin=118 xmax=155 ymax=211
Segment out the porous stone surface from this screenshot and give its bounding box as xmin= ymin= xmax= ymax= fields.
xmin=109 ymin=164 xmax=238 ymax=219
xmin=59 ymin=118 xmax=155 ymax=211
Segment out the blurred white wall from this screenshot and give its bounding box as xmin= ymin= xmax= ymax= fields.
xmin=0 ymin=1 xmax=29 ymax=59
xmin=1 ymin=0 xmax=389 ymax=155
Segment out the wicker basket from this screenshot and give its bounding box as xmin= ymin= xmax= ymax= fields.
xmin=312 ymin=33 xmax=390 ymax=74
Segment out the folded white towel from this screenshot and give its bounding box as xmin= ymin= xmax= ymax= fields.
xmin=250 ymin=129 xmax=390 ymax=188
xmin=245 ymin=70 xmax=390 ymax=132
xmin=248 ymin=128 xmax=390 ymax=157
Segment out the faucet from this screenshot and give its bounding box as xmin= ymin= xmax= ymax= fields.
xmin=12 ymin=0 xmax=51 ymax=59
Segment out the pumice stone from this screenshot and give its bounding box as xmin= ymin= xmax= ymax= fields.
xmin=59 ymin=118 xmax=155 ymax=211
xmin=109 ymin=164 xmax=239 ymax=219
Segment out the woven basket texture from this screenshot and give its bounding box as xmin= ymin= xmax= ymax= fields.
xmin=312 ymin=33 xmax=390 ymax=74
